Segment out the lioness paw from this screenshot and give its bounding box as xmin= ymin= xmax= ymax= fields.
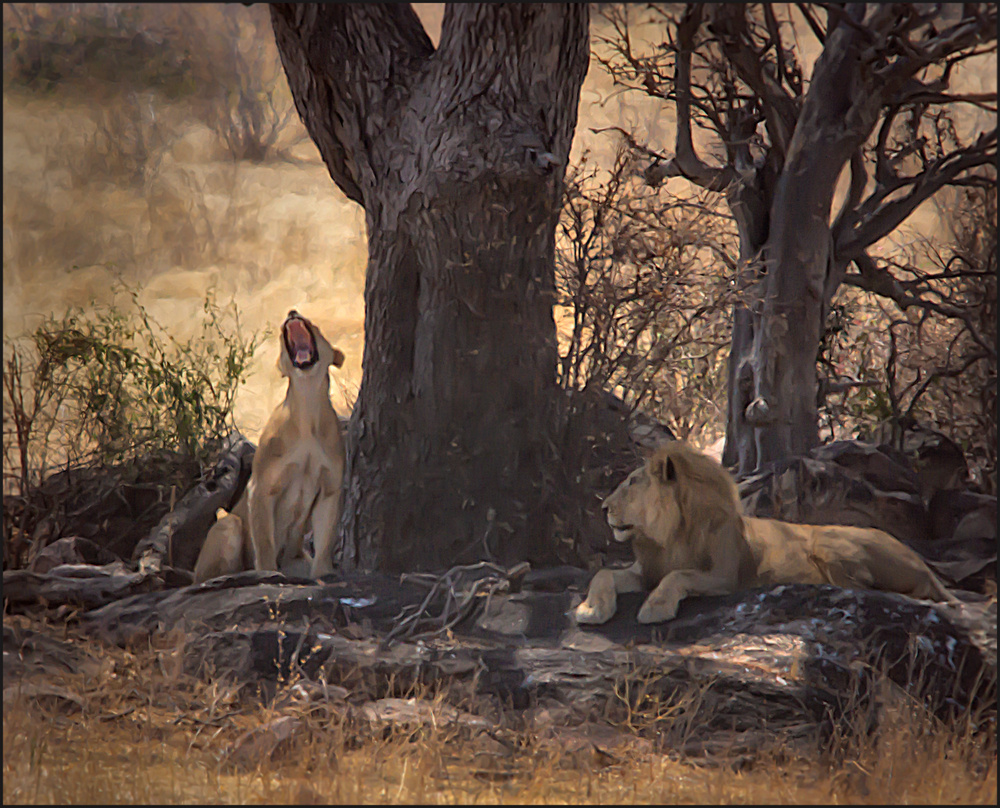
xmin=575 ymin=599 xmax=614 ymax=625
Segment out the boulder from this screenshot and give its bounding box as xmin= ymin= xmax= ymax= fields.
xmin=69 ymin=569 xmax=995 ymax=750
xmin=28 ymin=536 xmax=120 ymax=574
xmin=739 ymin=447 xmax=931 ymax=550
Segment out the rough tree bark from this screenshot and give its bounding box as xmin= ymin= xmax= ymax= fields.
xmin=269 ymin=4 xmax=590 ymax=571
xmin=629 ymin=4 xmax=996 ymax=474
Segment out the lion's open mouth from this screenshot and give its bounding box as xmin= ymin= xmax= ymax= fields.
xmin=608 ymin=522 xmax=634 ymax=532
xmin=283 ymin=313 xmax=318 ymax=370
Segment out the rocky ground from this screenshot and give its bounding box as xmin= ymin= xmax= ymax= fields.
xmin=3 ymin=429 xmax=997 ymax=769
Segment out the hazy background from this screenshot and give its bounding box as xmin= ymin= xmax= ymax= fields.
xmin=3 ymin=3 xmax=994 ymax=446
xmin=2 ymin=3 xmax=667 ymax=443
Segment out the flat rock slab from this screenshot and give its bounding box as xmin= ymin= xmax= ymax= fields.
xmin=62 ymin=570 xmax=995 ymax=753
xmin=5 ymin=562 xmax=993 ymax=761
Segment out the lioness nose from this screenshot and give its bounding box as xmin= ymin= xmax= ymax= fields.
xmin=601 ymin=501 xmax=609 ymax=514
xmin=288 ymin=309 xmax=299 ymax=318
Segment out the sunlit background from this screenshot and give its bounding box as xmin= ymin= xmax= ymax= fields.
xmin=3 ymin=3 xmax=994 ymax=449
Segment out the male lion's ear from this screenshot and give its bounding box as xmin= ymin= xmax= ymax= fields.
xmin=651 ymin=455 xmax=676 ymax=484
xmin=331 ymin=348 xmax=345 ymax=368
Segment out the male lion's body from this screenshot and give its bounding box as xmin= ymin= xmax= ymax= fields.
xmin=576 ymin=441 xmax=956 ymax=625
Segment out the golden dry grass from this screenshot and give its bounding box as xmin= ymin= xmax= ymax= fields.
xmin=3 ymin=615 xmax=995 ymax=805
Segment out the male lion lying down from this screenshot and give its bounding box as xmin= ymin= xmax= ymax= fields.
xmin=194 ymin=310 xmax=346 ymax=583
xmin=576 ymin=441 xmax=956 ymax=625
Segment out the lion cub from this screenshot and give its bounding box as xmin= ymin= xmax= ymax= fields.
xmin=194 ymin=310 xmax=346 ymax=582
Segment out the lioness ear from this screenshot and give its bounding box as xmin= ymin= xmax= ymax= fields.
xmin=331 ymin=348 xmax=345 ymax=368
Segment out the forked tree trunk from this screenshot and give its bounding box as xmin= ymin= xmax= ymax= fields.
xmin=721 ymin=8 xmax=884 ymax=474
xmin=270 ymin=4 xmax=590 ymax=571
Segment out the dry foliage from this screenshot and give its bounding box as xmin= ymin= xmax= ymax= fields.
xmin=822 ymin=183 xmax=998 ymax=491
xmin=3 ymin=3 xmax=301 ymax=163
xmin=555 ymin=144 xmax=738 ymax=447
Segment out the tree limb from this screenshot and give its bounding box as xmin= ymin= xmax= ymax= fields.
xmin=435 ymin=4 xmax=590 ymax=151
xmin=794 ymin=3 xmax=827 ymax=45
xmin=844 ymin=252 xmax=996 ymax=360
xmin=708 ymin=5 xmax=798 ymax=156
xmin=831 ymin=148 xmax=868 ymax=240
xmin=269 ymin=3 xmax=435 ymax=206
xmin=664 ymin=5 xmax=734 ymax=191
xmin=838 ymin=129 xmax=997 ymax=257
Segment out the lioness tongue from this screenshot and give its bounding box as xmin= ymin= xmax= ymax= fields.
xmin=285 ymin=319 xmax=313 ymax=364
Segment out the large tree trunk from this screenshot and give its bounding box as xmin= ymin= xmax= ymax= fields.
xmin=270 ymin=4 xmax=590 ymax=571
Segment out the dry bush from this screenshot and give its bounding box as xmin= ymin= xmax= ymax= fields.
xmin=2 ymin=285 xmax=261 ymax=568
xmin=172 ymin=4 xmax=301 ymax=163
xmin=4 ymin=4 xmax=301 ymax=163
xmin=59 ymin=90 xmax=169 ymax=188
xmin=556 ymin=144 xmax=738 ymax=447
xmin=821 ymin=183 xmax=997 ymax=491
xmin=2 ymin=3 xmax=194 ymax=96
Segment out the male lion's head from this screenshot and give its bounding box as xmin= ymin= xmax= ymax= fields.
xmin=602 ymin=441 xmax=742 ymax=546
xmin=278 ymin=310 xmax=344 ymax=379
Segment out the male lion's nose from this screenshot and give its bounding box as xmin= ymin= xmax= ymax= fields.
xmin=288 ymin=309 xmax=299 ymax=318
xmin=601 ymin=501 xmax=609 ymax=514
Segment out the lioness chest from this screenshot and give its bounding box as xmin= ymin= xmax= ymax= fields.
xmin=255 ymin=411 xmax=344 ymax=539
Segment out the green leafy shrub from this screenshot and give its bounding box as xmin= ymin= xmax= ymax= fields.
xmin=3 ymin=282 xmax=261 ymax=497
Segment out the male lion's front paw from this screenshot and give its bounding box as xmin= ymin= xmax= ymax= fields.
xmin=575 ymin=597 xmax=614 ymax=625
xmin=636 ymin=596 xmax=678 ymax=624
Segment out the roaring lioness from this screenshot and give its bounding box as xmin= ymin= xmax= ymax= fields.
xmin=194 ymin=310 xmax=346 ymax=582
xmin=575 ymin=441 xmax=956 ymax=625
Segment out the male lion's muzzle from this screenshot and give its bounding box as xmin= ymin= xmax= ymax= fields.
xmin=282 ymin=310 xmax=319 ymax=370
xmin=602 ymin=501 xmax=634 ymax=540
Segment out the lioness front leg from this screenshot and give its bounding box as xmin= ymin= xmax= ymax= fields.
xmin=638 ymin=569 xmax=734 ymax=623
xmin=575 ymin=564 xmax=644 ymax=625
xmin=248 ymin=479 xmax=278 ymax=571
xmin=307 ymin=494 xmax=340 ymax=579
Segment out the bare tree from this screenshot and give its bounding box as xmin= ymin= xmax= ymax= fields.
xmin=268 ymin=4 xmax=590 ymax=571
xmin=597 ymin=3 xmax=996 ymax=473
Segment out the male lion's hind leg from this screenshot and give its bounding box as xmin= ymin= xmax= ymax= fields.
xmin=637 ymin=569 xmax=734 ymax=624
xmin=575 ymin=565 xmax=644 ymax=625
